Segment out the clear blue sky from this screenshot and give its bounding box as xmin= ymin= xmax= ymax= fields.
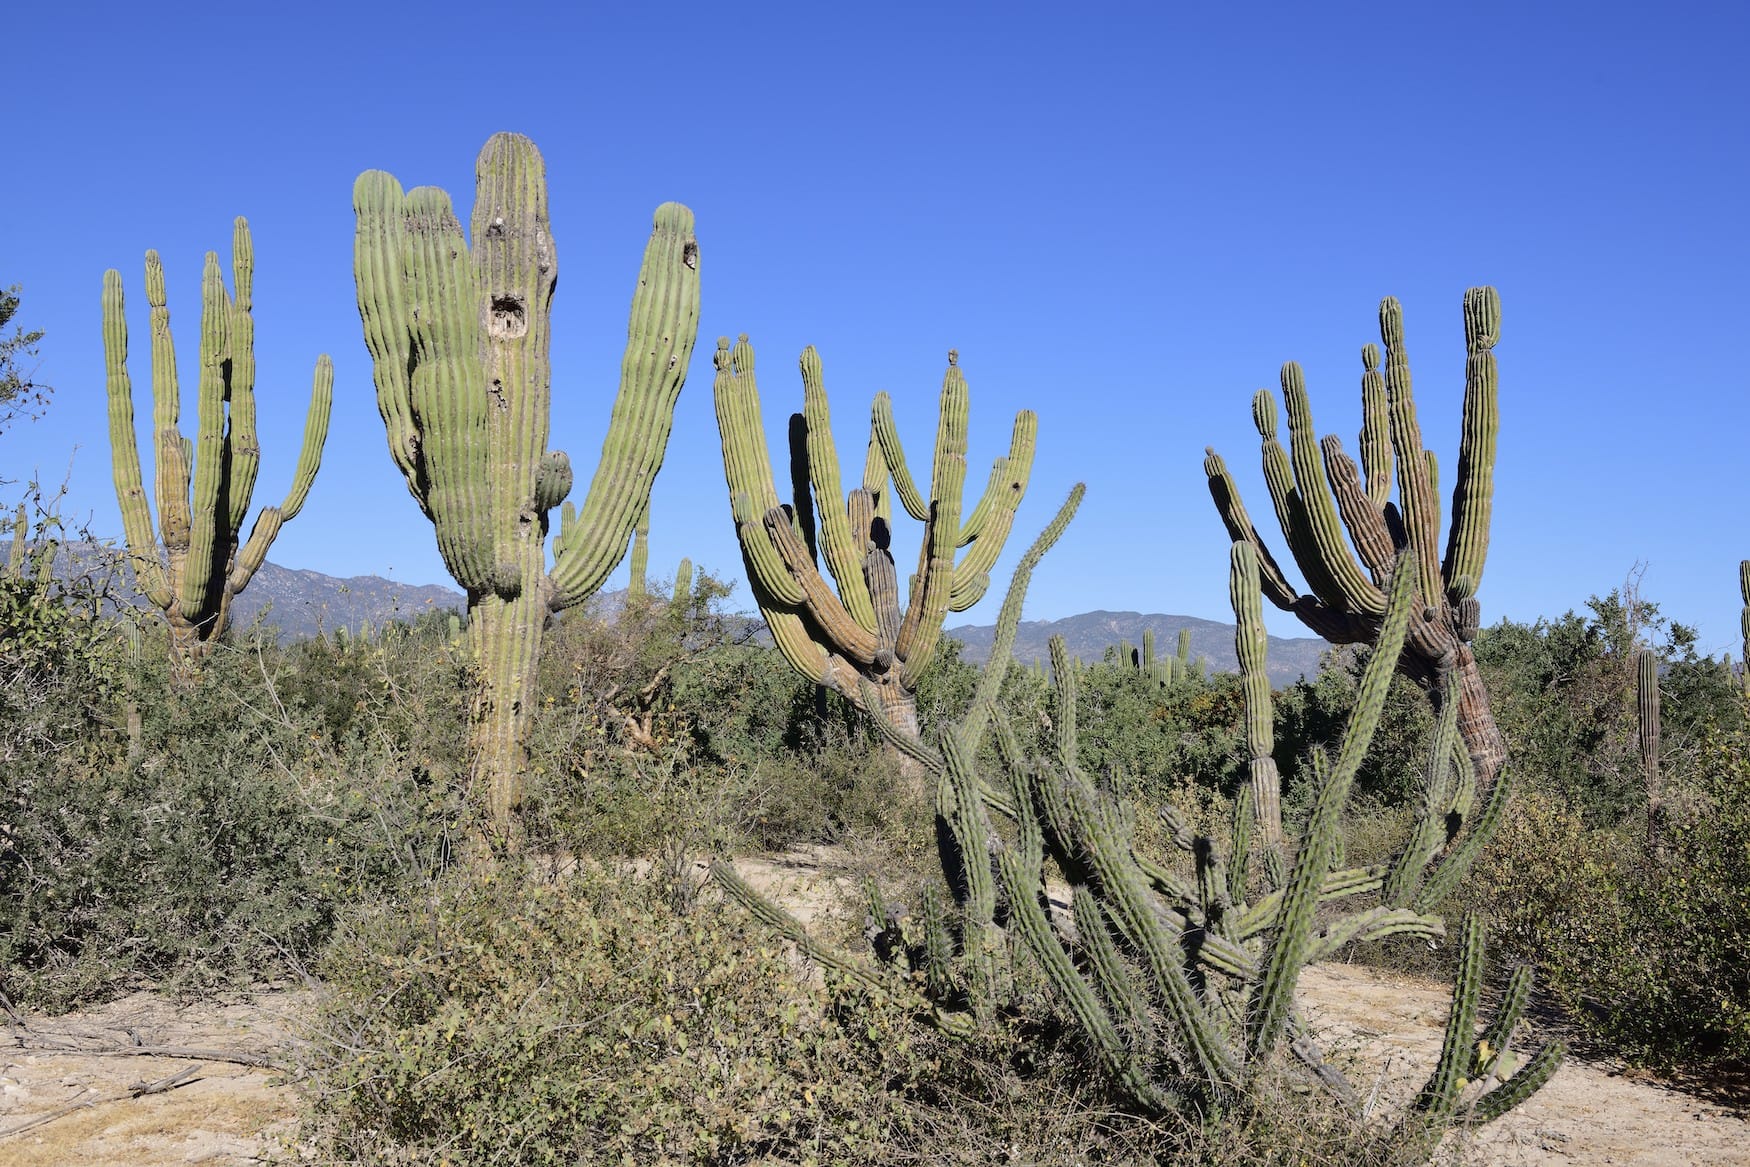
xmin=5 ymin=3 xmax=1747 ymax=655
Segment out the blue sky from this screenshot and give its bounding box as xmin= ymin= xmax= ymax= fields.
xmin=5 ymin=3 xmax=1747 ymax=655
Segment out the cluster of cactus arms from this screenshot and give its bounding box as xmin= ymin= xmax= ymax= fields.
xmin=352 ymin=133 xmax=700 ymax=843
xmin=1204 ymin=289 xmax=1507 ymax=811
xmin=5 ymin=502 xmax=56 ymax=590
xmin=712 ymin=334 xmax=1036 ymax=740
xmin=1117 ymin=626 xmax=1196 ymax=686
xmin=103 ymin=218 xmax=333 ymax=676
xmin=715 ymin=492 xmax=1559 ymax=1134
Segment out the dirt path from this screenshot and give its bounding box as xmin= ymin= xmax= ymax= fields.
xmin=1 ymin=990 xmax=303 ymax=1166
xmin=2 ymin=854 xmax=1743 ymax=1165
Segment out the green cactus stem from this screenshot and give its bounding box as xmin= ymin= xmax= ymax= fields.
xmin=352 ymin=133 xmax=699 ymax=846
xmin=1205 ymin=289 xmax=1509 ymax=800
xmin=104 ymin=218 xmax=331 ymax=677
xmin=713 ymin=335 xmax=1035 ymax=753
xmin=1638 ymin=648 xmax=1662 ymax=847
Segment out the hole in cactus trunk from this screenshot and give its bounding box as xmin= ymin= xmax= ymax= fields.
xmin=489 ymin=295 xmax=527 ymax=339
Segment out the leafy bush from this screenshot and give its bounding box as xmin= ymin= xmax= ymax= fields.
xmin=1 ymin=625 xmax=459 ymax=1010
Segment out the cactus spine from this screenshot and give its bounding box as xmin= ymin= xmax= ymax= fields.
xmin=713 ymin=335 xmax=1035 ymax=744
xmin=352 ymin=133 xmax=699 ymax=844
xmin=1206 ymin=289 xmax=1508 ymax=799
xmin=103 ymin=218 xmax=332 ymax=676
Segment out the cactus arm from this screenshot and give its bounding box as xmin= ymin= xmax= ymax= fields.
xmin=715 ymin=338 xmax=808 ymax=607
xmin=1379 ymin=297 xmax=1444 ymax=607
xmin=1475 ymin=964 xmax=1534 ymax=1078
xmin=953 ymin=483 xmax=1084 ymax=758
xmin=1321 ymin=434 xmax=1397 ymax=585
xmin=672 ymin=556 xmax=692 ymax=605
xmin=1358 ymin=342 xmax=1394 ymax=508
xmin=102 ymin=270 xmax=172 ymax=609
xmin=871 ymin=390 xmax=930 ymax=521
xmin=547 ymin=204 xmax=700 ymax=607
xmin=229 ymin=506 xmax=284 ymax=595
xmin=1248 ymin=551 xmax=1414 ymax=1060
xmin=940 ymin=732 xmax=999 ymax=1020
xmin=763 ymin=505 xmax=882 ymax=664
xmin=1254 ymin=389 xmax=1347 ymax=608
xmin=1203 ymin=447 xmax=1302 ymax=610
xmin=709 ymin=861 xmax=891 ymax=995
xmin=1414 ymin=914 xmax=1487 ymax=1121
xmin=948 ymin=411 xmax=1035 ymax=612
xmin=277 ymin=354 xmax=332 ymax=521
xmin=785 ymin=412 xmax=817 ymax=560
xmin=1414 ymin=761 xmax=1512 ymax=913
xmin=177 ymin=251 xmax=234 ymax=621
xmin=143 ymin=251 xmax=194 ymax=602
xmin=1231 ymin=542 xmax=1284 ymax=848
xmin=225 ymin=218 xmax=262 ymax=534
xmin=798 ymin=346 xmax=879 ymax=629
xmin=958 ymin=408 xmax=1036 ymax=545
xmin=1281 ymin=363 xmax=1386 ymax=616
xmin=1472 ymin=1040 xmax=1564 ymax=1123
xmin=1383 ymin=671 xmax=1464 ymax=907
xmin=627 ymin=501 xmax=649 ymax=600
xmin=1303 ymin=906 xmax=1445 ymax=964
xmin=1442 ymin=287 xmax=1500 ymax=600
xmin=351 ymin=170 xmax=426 ymax=512
xmin=894 ymin=357 xmax=970 ymax=682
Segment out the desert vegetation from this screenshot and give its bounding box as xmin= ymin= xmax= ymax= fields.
xmin=2 ymin=132 xmax=1747 ymax=1165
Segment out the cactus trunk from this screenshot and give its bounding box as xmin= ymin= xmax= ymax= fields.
xmin=468 ymin=571 xmax=549 ymax=836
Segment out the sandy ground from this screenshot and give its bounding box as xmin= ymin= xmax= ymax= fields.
xmin=1 ymin=852 xmax=1742 ymax=1165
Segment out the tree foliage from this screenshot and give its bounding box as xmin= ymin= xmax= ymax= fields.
xmin=0 ymin=284 xmax=49 ymax=431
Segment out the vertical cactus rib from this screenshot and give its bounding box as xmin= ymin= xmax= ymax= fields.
xmin=1443 ymin=287 xmax=1499 ymax=600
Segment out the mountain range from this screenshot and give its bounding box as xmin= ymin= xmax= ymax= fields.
xmin=946 ymin=610 xmax=1330 ymax=685
xmin=13 ymin=547 xmax=1335 ymax=682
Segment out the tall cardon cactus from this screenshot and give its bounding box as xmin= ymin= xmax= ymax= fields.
xmin=352 ymin=133 xmax=699 ymax=844
xmin=1205 ymin=289 xmax=1507 ymax=825
xmin=713 ymin=334 xmax=1035 ymax=742
xmin=103 ymin=218 xmax=332 ymax=676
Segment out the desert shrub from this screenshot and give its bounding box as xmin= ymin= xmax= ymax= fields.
xmin=301 ymin=863 xmax=1185 ymax=1166
xmin=0 ymin=633 xmax=457 ymax=1010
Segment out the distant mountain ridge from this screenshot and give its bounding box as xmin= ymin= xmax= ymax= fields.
xmin=12 ymin=541 xmax=1331 ymax=679
xmin=228 ymin=562 xmax=465 ymax=640
xmin=946 ymin=610 xmax=1330 ymax=685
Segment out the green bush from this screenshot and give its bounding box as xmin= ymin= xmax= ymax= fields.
xmin=0 ymin=624 xmax=459 ymax=1010
xmin=304 ymin=866 xmax=1006 ymax=1165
